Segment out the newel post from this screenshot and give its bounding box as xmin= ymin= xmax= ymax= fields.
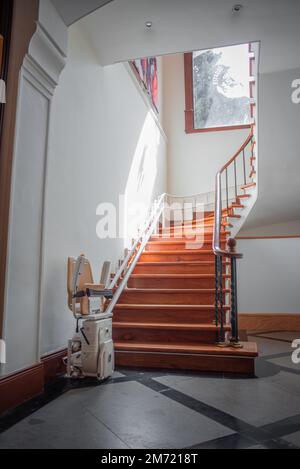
xmin=227 ymin=238 xmax=243 ymax=348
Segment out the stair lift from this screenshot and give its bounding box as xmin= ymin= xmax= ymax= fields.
xmin=65 ymin=254 xmax=115 ymax=381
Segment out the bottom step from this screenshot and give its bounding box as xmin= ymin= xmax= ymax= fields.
xmin=115 ymin=341 xmax=258 ymax=375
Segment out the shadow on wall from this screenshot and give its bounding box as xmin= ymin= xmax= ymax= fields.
xmin=123 ymin=112 xmax=161 ymax=247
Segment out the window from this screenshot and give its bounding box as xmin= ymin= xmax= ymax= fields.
xmin=184 ymin=43 xmax=252 ymax=133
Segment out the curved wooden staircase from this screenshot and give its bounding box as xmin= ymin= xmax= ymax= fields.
xmin=113 ymin=206 xmax=258 ymax=374
xmin=106 ymin=43 xmax=259 ymax=375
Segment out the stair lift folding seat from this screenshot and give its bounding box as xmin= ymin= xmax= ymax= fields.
xmin=66 ymin=255 xmax=115 ymax=380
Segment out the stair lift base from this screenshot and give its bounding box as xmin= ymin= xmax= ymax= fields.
xmin=65 ymin=255 xmax=115 ymax=381
xmin=66 ymin=315 xmax=114 ymax=381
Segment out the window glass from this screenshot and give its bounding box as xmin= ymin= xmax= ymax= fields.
xmin=192 ymin=44 xmax=250 ymax=129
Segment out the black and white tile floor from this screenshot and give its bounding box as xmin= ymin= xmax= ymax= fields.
xmin=0 ymin=332 xmax=300 ymax=449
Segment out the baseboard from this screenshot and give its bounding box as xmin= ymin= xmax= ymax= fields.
xmin=240 ymin=313 xmax=300 ymax=332
xmin=0 ymin=363 xmax=44 ymax=415
xmin=0 ymin=348 xmax=67 ymax=415
xmin=41 ymin=348 xmax=67 ymax=384
xmin=237 ymin=235 xmax=300 ymax=239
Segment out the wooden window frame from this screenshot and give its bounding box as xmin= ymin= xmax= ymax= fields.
xmin=184 ymin=51 xmax=252 ymax=134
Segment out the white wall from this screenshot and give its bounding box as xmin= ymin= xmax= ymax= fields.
xmin=2 ymin=0 xmax=68 ymax=376
xmin=242 ymin=67 xmax=300 ymax=232
xmin=40 ymin=24 xmax=167 ymax=356
xmin=238 ymin=238 xmax=300 ymax=313
xmin=240 ymin=220 xmax=300 ymax=238
xmin=2 ymin=18 xmax=167 ymax=375
xmin=163 ymin=53 xmax=249 ymax=196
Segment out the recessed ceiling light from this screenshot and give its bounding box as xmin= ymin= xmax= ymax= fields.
xmin=145 ymin=21 xmax=153 ymax=29
xmin=232 ymin=4 xmax=243 ymax=13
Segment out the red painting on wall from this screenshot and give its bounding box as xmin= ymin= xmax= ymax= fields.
xmin=130 ymin=58 xmax=158 ymax=111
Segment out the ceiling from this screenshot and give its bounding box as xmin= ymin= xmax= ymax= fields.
xmin=50 ymin=0 xmax=300 ymax=229
xmin=76 ymin=0 xmax=300 ymax=73
xmin=51 ymin=0 xmax=113 ymax=26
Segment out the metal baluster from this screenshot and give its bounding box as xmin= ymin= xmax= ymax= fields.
xmin=226 ymin=168 xmax=229 ymax=214
xmin=218 ymin=255 xmax=226 ymax=345
xmin=243 ymin=149 xmax=246 ymax=185
xmin=234 ymin=158 xmax=237 ymax=200
xmin=214 ymin=255 xmax=219 ymax=342
xmin=228 ymin=239 xmax=243 ymax=349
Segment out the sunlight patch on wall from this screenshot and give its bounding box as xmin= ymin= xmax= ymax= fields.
xmin=123 ymin=112 xmax=161 ymax=247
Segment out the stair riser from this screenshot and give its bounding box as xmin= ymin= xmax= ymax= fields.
xmin=128 ymin=277 xmax=218 ymax=289
xmin=115 ymin=352 xmax=255 ymax=374
xmin=145 ymin=242 xmax=226 ymax=252
xmin=140 ymin=252 xmax=215 ymax=262
xmin=165 ymin=221 xmax=216 ymax=229
xmin=119 ymin=290 xmax=226 ymax=305
xmin=168 ymin=218 xmax=215 ymax=225
xmin=134 ymin=264 xmax=217 ymax=274
xmin=113 ymin=309 xmax=215 ymax=324
xmin=113 ymin=328 xmax=219 ymax=345
xmin=159 ymin=227 xmax=225 ymax=236
xmin=157 ymin=233 xmax=228 ymax=241
xmin=150 ymin=235 xmax=227 ymax=243
xmin=166 ymin=210 xmax=230 ymax=222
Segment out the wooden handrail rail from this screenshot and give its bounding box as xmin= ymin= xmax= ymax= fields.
xmin=213 ymin=172 xmax=242 ymax=259
xmin=213 ymin=127 xmax=254 ymax=259
xmin=220 ymin=128 xmax=254 ymax=173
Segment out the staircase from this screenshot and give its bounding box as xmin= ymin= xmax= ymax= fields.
xmin=103 ymin=43 xmax=259 ymax=375
xmin=113 ymin=200 xmax=258 ymax=374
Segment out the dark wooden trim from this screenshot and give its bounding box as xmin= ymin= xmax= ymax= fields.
xmin=187 ymin=124 xmax=251 ymax=134
xmin=0 ymin=0 xmax=14 ymax=182
xmin=0 ymin=347 xmax=67 ymax=415
xmin=0 ymin=363 xmax=44 ymax=415
xmin=240 ymin=313 xmax=300 ymax=332
xmin=184 ymin=52 xmax=194 ymax=133
xmin=184 ymin=48 xmax=252 ymax=134
xmin=0 ymin=0 xmax=39 ymax=338
xmin=41 ymin=348 xmax=67 ymax=384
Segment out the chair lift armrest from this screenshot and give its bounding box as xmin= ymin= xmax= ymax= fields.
xmin=84 ymin=283 xmax=114 ymax=299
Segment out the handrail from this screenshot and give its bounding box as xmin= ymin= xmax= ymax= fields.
xmin=220 ymin=128 xmax=254 ymax=173
xmin=213 ymin=128 xmax=254 ymax=260
xmin=104 ymin=193 xmax=166 ymax=316
xmin=212 ymin=119 xmax=256 ymax=346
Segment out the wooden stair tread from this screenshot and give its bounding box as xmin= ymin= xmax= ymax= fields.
xmin=241 ymin=182 xmax=256 ymax=190
xmin=136 ymin=261 xmax=230 ymax=265
xmin=114 ymin=304 xmax=230 ymax=311
xmin=130 ymin=274 xmax=230 ymax=279
xmin=115 ymin=341 xmax=258 ymax=357
xmin=147 ymin=240 xmax=217 ymax=245
xmin=123 ymin=288 xmax=230 ymax=293
xmin=113 ymin=322 xmax=230 ymax=331
xmin=150 ymin=236 xmax=228 ymax=242
xmin=160 ymin=223 xmax=229 ymax=230
xmin=141 ymin=250 xmax=215 ymax=255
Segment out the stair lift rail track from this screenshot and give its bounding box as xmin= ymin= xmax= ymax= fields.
xmin=105 ymin=193 xmax=167 ymax=317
